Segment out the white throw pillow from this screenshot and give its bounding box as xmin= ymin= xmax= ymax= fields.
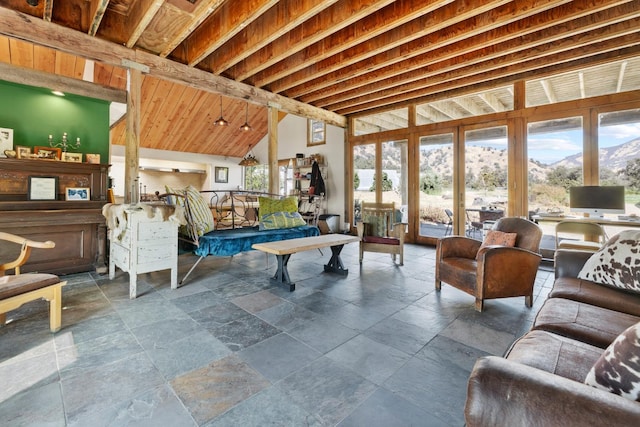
xmin=577 ymin=230 xmax=640 ymax=293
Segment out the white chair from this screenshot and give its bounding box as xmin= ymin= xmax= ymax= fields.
xmin=555 ymin=220 xmax=607 ymax=252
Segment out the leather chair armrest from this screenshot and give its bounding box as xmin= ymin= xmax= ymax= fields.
xmin=477 ymin=246 xmax=541 ymax=292
xmin=554 ymin=249 xmax=595 ymax=279
xmin=465 ymin=356 xmax=640 ymax=426
xmin=438 ymin=236 xmax=482 ymax=259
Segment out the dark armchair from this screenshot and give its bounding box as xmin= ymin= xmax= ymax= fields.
xmin=435 ymin=217 xmax=543 ymax=311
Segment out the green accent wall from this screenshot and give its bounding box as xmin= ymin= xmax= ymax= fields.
xmin=0 ymin=80 xmax=109 ymax=161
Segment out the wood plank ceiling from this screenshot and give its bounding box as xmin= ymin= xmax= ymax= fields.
xmin=0 ymin=0 xmax=639 ymax=157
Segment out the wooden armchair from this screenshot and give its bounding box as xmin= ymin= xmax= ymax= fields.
xmin=0 ymin=232 xmax=65 ymax=332
xmin=356 ymin=202 xmax=405 ymax=265
xmin=435 ymin=217 xmax=542 ymax=311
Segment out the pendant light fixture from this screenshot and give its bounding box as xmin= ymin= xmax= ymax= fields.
xmin=214 ymin=95 xmax=228 ymax=126
xmin=239 ymin=102 xmax=252 ymax=131
xmin=239 ymin=144 xmax=259 ymax=166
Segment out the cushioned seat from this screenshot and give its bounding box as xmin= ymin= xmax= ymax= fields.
xmin=533 ymin=297 xmax=640 ymax=348
xmin=357 ymin=202 xmax=405 ymax=265
xmin=505 ymin=329 xmax=603 ymax=382
xmin=550 ymin=277 xmax=640 ymax=317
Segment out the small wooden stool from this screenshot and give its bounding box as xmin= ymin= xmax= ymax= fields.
xmin=0 ymin=274 xmax=66 ymax=333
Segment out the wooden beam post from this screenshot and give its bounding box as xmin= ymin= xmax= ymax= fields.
xmin=268 ymin=106 xmax=279 ymax=195
xmin=124 ymin=68 xmax=141 ymax=204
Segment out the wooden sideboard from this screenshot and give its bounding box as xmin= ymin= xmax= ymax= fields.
xmin=0 ymin=158 xmax=109 ymax=275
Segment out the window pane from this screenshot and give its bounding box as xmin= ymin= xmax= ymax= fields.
xmin=418 ymin=134 xmax=454 ymax=238
xmin=527 ymin=117 xmax=583 ymax=257
xmin=464 ymin=126 xmax=508 ymax=240
xmin=244 ymin=165 xmax=268 ymax=192
xmin=599 ymin=108 xmax=640 ymax=224
xmin=381 ymin=140 xmax=408 ymax=224
xmin=353 ymin=144 xmax=375 ymax=223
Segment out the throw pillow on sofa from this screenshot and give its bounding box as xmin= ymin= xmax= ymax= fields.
xmin=259 ymin=211 xmax=306 ymax=230
xmin=577 ymin=230 xmax=640 ymax=293
xmin=584 ymin=321 xmax=640 ymax=401
xmin=258 ymin=196 xmax=298 ymax=217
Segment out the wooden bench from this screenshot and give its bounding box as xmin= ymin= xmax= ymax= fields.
xmin=252 ymin=234 xmax=359 ymax=291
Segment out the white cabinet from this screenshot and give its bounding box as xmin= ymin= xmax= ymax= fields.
xmin=108 ymin=205 xmax=179 ymax=298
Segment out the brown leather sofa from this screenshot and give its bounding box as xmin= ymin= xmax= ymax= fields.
xmin=465 ymin=249 xmax=640 ymax=425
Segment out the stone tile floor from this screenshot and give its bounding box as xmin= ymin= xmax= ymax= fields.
xmin=0 ymin=243 xmax=554 ymax=426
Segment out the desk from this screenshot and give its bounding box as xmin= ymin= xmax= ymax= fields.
xmin=252 ymin=234 xmax=359 ymax=291
xmin=532 ymin=215 xmax=640 ymax=228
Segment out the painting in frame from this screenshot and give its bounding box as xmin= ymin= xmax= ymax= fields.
xmin=65 ymin=187 xmax=90 ymax=201
xmin=215 ymin=166 xmax=229 ymax=183
xmin=62 ymin=152 xmax=83 ymax=163
xmin=28 ymin=176 xmax=58 ymax=201
xmin=86 ymin=153 xmax=101 ymax=164
xmin=34 ymin=146 xmax=62 ymax=160
xmin=16 ymin=145 xmax=31 ymax=159
xmin=0 ymin=127 xmax=13 ymax=156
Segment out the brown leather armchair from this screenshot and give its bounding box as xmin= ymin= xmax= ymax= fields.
xmin=435 ymin=217 xmax=543 ymax=311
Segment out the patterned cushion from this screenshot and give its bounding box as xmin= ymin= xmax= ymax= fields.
xmin=364 ymin=214 xmax=387 ymax=237
xmin=577 ymin=230 xmax=640 ymax=294
xmin=258 ymin=196 xmax=298 ymax=217
xmin=476 ymin=230 xmax=517 ymax=260
xmin=585 ymin=321 xmax=640 ymax=401
xmin=259 ymin=211 xmax=307 ymax=230
xmin=165 ymin=185 xmax=215 ymax=241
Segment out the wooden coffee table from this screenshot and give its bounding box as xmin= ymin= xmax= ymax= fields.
xmin=252 ymin=234 xmax=359 ymax=291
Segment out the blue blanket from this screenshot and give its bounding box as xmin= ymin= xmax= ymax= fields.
xmin=193 ymin=225 xmax=320 ymax=257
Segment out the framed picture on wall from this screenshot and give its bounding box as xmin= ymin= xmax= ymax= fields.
xmin=65 ymin=187 xmax=90 ymax=201
xmin=215 ymin=166 xmax=229 ymax=183
xmin=16 ymin=145 xmax=31 ymax=159
xmin=62 ymin=152 xmax=82 ymax=162
xmin=28 ymin=176 xmax=58 ymax=200
xmin=86 ymin=153 xmax=101 ymax=164
xmin=34 ymin=146 xmax=62 ymax=160
xmin=0 ymin=127 xmax=13 ymax=156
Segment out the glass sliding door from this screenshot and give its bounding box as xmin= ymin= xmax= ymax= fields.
xmin=381 ymin=140 xmax=408 ymax=223
xmin=464 ymin=125 xmax=509 ymax=240
xmin=353 ymin=143 xmax=376 ymax=225
xmin=418 ymin=133 xmax=454 ymax=238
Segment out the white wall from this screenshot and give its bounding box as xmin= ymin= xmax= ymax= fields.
xmin=109 ymin=114 xmax=346 ymax=225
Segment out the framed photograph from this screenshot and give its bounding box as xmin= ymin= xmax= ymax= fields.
xmin=86 ymin=153 xmax=101 ymax=164
xmin=62 ymin=152 xmax=83 ymax=162
xmin=215 ymin=166 xmax=229 ymax=183
xmin=28 ymin=176 xmax=58 ymax=201
xmin=16 ymin=145 xmax=31 ymax=159
xmin=34 ymin=146 xmax=62 ymax=160
xmin=307 ymin=119 xmax=326 ymax=146
xmin=65 ymin=187 xmax=90 ymax=201
xmin=0 ymin=127 xmax=13 ymax=156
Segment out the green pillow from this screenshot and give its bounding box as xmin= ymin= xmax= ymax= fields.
xmin=259 ymin=211 xmax=306 ymax=230
xmin=259 ymin=196 xmax=298 ymax=217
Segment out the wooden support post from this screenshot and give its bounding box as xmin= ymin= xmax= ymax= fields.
xmin=268 ymin=106 xmax=279 ymax=195
xmin=125 ymin=68 xmax=141 ymax=204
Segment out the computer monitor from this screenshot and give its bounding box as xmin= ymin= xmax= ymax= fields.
xmin=569 ymin=185 xmax=625 ymax=218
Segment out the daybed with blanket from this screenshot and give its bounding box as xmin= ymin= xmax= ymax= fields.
xmin=160 ymin=187 xmax=320 ymax=283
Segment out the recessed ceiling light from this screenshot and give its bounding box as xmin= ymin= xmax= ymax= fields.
xmin=52 ymin=90 xmax=65 ymax=96
xmin=26 ymin=0 xmax=39 ymax=7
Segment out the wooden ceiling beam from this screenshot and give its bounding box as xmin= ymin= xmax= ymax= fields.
xmin=268 ymin=0 xmax=510 ymax=94
xmin=290 ymin=0 xmax=573 ymax=100
xmin=0 ymin=61 xmax=126 ymax=103
xmin=252 ymin=0 xmax=464 ymax=90
xmin=43 ymin=0 xmax=53 ymax=22
xmin=540 ymin=80 xmax=557 ymax=103
xmin=478 ymin=92 xmax=507 ymax=112
xmin=0 ymin=6 xmax=346 ymax=127
xmin=87 ymin=0 xmax=109 ymax=36
xmin=183 ymin=0 xmax=278 ymax=67
xmin=321 ymin=7 xmax=640 ymax=112
xmin=302 ymin=0 xmax=631 ymax=105
xmin=336 ymin=34 xmax=640 ymax=116
xmin=159 ymin=0 xmax=226 ymax=57
xmin=616 ymin=61 xmax=627 ymax=92
xmin=204 ymin=0 xmax=339 ymax=75
xmin=125 ymin=0 xmax=164 ymax=48
xmin=229 ymin=0 xmax=395 ymax=82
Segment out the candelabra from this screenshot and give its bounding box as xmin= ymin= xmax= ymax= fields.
xmin=48 ymin=132 xmax=81 ymax=152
